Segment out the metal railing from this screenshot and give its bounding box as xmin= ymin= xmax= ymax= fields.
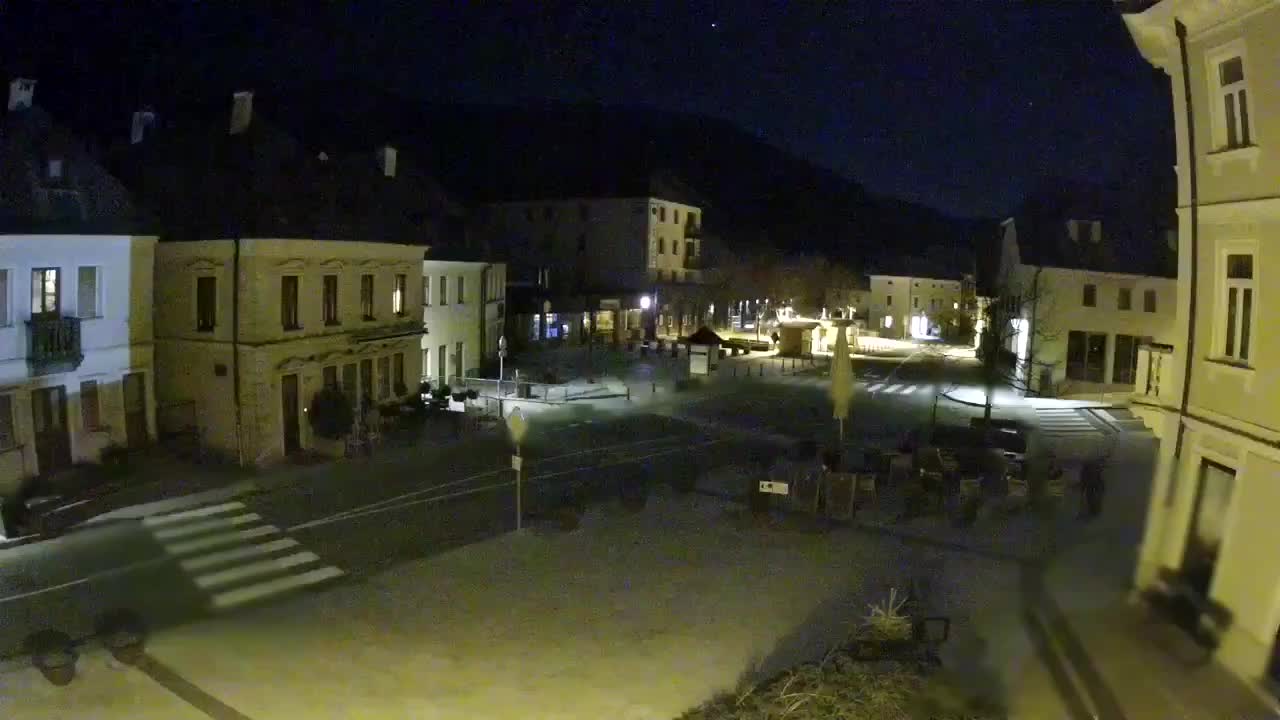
xmin=27 ymin=315 xmax=83 ymax=375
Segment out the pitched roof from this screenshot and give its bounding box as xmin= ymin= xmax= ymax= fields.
xmin=686 ymin=326 xmax=724 ymax=345
xmin=0 ymin=104 xmax=151 ymax=234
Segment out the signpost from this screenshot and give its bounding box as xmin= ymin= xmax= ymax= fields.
xmin=759 ymin=481 xmax=790 ymax=495
xmin=506 ymin=408 xmax=528 ymax=531
xmin=498 ymin=336 xmax=507 ymax=417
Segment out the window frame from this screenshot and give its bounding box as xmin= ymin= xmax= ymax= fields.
xmin=0 ymin=394 xmax=14 ymax=451
xmin=1118 ymin=287 xmax=1132 ymax=311
xmin=1082 ymin=283 xmax=1097 ymax=308
xmin=423 ymin=275 xmax=431 ymax=307
xmin=360 ymin=273 xmax=376 ymax=321
xmin=1217 ymin=245 xmax=1257 ymax=365
xmin=0 ymin=268 xmax=11 ymax=327
xmin=280 ymin=274 xmax=301 ymax=331
xmin=195 ymin=275 xmax=217 ymax=332
xmin=393 ymin=273 xmax=407 ymax=316
xmin=31 ymin=267 xmax=60 ymax=316
xmin=77 ymin=266 xmax=103 ymax=319
xmin=1206 ymin=40 xmax=1253 ymax=151
xmin=1143 ymin=288 xmax=1157 ymax=314
xmin=456 ymin=275 xmax=465 ymax=305
xmin=322 ymin=274 xmax=340 ymax=326
xmin=80 ymin=379 xmax=102 ymax=431
xmin=438 ymin=275 xmax=448 ymax=306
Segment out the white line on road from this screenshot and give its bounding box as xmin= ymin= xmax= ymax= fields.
xmin=180 ymin=538 xmax=301 ymax=571
xmin=163 ymin=525 xmax=280 ymax=555
xmin=867 ymin=383 xmax=884 ymax=392
xmin=882 ymin=384 xmax=903 ymax=394
xmin=152 ymin=513 xmax=262 ymax=541
xmin=901 ymin=385 xmax=919 ymax=395
xmin=211 ymin=566 xmax=345 ymax=611
xmin=195 ymin=551 xmax=320 ymax=589
xmin=142 ymin=501 xmax=246 ymax=527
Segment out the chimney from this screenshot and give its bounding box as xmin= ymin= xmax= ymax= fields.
xmin=7 ymin=78 xmax=35 ymax=112
xmin=229 ymin=91 xmax=253 ymax=135
xmin=378 ymin=145 xmax=397 ymax=178
xmin=130 ymin=107 xmax=156 ymax=144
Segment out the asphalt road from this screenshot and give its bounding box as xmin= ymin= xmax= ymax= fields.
xmin=0 ymin=408 xmax=765 ymax=661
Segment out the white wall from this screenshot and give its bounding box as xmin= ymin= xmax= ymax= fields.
xmin=422 ymin=259 xmax=486 ymax=385
xmin=868 ymin=275 xmax=962 ymax=338
xmin=0 ymin=234 xmax=157 ymax=492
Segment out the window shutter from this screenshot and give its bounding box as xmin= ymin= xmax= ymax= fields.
xmin=78 ymin=267 xmax=97 ymax=318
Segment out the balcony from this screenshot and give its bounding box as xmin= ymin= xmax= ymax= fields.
xmin=27 ymin=315 xmax=83 ymax=376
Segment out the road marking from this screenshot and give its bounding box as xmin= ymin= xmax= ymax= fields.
xmin=882 ymin=383 xmax=903 ymax=394
xmin=164 ymin=525 xmax=280 ymax=555
xmin=180 ymin=538 xmax=300 ymax=571
xmin=901 ymin=385 xmax=919 ymax=395
xmin=867 ymin=383 xmax=884 ymax=392
xmin=153 ymin=513 xmax=262 ymax=541
xmin=195 ymin=551 xmax=320 ymax=589
xmin=142 ymin=501 xmax=246 ymax=527
xmin=211 ymin=566 xmax=345 ymax=610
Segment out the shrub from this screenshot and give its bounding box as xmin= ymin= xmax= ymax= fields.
xmin=308 ymin=386 xmax=354 ymax=440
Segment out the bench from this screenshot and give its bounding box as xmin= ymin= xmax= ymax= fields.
xmin=1142 ymin=566 xmax=1233 ymax=663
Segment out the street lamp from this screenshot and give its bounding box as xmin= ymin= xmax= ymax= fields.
xmin=640 ymin=295 xmax=652 ymax=310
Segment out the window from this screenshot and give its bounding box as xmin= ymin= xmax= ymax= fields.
xmin=281 ymin=275 xmax=300 ymax=330
xmin=455 ymin=341 xmax=464 ymax=377
xmin=393 ymin=352 xmax=404 ymax=393
xmin=579 ymin=203 xmax=590 ymax=221
xmin=360 ymin=358 xmax=373 ymax=405
xmin=31 ymin=268 xmax=59 ymax=315
xmin=1185 ymin=460 xmax=1236 ymax=597
xmin=1143 ymin=289 xmax=1157 ymax=313
xmin=0 ymin=395 xmax=13 ymax=450
xmin=1222 ymin=253 xmax=1254 ymax=362
xmin=423 ymin=275 xmax=431 ymax=307
xmin=393 ymin=274 xmax=407 ymax=316
xmin=1118 ymin=288 xmax=1132 ymax=311
xmin=1216 ymin=55 xmax=1251 ymax=149
xmin=659 ymin=207 xmax=666 ymax=222
xmin=456 ymin=275 xmax=465 ymax=304
xmin=47 ymin=158 xmax=64 ymax=180
xmin=524 ymin=208 xmax=534 ymax=222
xmin=886 ymin=295 xmax=893 ymax=306
xmin=674 ymin=209 xmax=680 ymax=224
xmin=1066 ymin=330 xmax=1107 ymax=383
xmin=342 ymin=363 xmax=357 ymax=404
xmin=437 ymin=344 xmax=446 ymax=384
xmin=913 ymin=296 xmax=919 ymax=309
xmin=196 ymin=276 xmax=216 ymax=331
xmin=77 ymin=266 xmax=101 ymax=318
xmin=80 ymin=380 xmax=101 ymax=431
xmin=658 ymin=237 xmax=665 ymax=255
xmin=322 ymin=365 xmax=338 ymax=389
xmin=323 ymin=275 xmax=339 ymax=325
xmin=0 ymin=269 xmax=10 ymax=326
xmin=360 ymin=274 xmax=375 ymax=320
xmin=1113 ymin=334 xmax=1140 ymax=385
xmin=1082 ymin=283 xmax=1097 ymax=308
xmin=377 ymin=356 xmax=391 ymax=399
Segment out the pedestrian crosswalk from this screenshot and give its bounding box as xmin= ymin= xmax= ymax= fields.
xmin=746 ymin=372 xmax=937 ymax=396
xmin=1034 ymin=407 xmax=1107 ymax=439
xmin=142 ymin=501 xmax=344 ymax=612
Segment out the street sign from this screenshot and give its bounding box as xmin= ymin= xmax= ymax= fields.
xmin=511 ymin=455 xmax=523 ymax=471
xmin=448 ymin=399 xmax=466 ymax=413
xmin=759 ymin=481 xmax=790 ymax=495
xmin=506 ymin=407 xmax=528 ymax=444
xmin=498 ymin=335 xmax=507 ymax=359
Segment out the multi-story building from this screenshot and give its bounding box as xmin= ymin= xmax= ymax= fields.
xmin=823 ymin=283 xmax=870 ymax=324
xmin=1124 ymin=0 xmax=1280 ymax=692
xmin=868 ymin=274 xmax=965 ymax=340
xmin=118 ymin=93 xmax=430 ymax=464
xmin=995 ymin=188 xmax=1178 ymax=397
xmin=476 ymin=173 xmax=709 ymax=348
xmin=0 ymin=79 xmax=157 ymax=496
xmin=421 ymin=256 xmax=505 ymax=386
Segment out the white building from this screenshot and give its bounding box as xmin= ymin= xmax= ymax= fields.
xmin=868 ymin=274 xmax=965 ymax=340
xmin=421 ymin=257 xmax=505 ymax=387
xmin=0 ymin=80 xmax=157 ymax=497
xmin=996 ymin=209 xmax=1178 ymax=398
xmin=1125 ymin=0 xmax=1280 ymax=692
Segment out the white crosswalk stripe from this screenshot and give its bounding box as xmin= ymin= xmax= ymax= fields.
xmin=143 ymin=501 xmax=344 ymax=611
xmin=733 ymin=372 xmax=936 ymax=398
xmin=1035 ymin=407 xmax=1106 ymax=438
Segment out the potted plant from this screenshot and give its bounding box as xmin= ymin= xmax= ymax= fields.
xmin=25 ymin=629 xmax=78 ymax=686
xmin=308 ymin=386 xmax=354 ymax=457
xmin=852 ymin=588 xmax=915 ymax=660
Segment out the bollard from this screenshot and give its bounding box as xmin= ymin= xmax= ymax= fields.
xmin=626 ymin=385 xmax=631 ymax=401
xmin=733 ymin=365 xmax=737 ymax=377
xmin=758 ymin=364 xmax=764 ymax=377
xmin=652 ymin=381 xmax=656 ymax=394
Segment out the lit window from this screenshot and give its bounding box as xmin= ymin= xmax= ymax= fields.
xmin=1216 ymin=55 xmax=1251 ymax=149
xmin=393 ymin=274 xmax=406 ymax=315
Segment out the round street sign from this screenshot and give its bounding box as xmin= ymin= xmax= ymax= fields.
xmin=506 ymin=407 xmax=528 ymax=445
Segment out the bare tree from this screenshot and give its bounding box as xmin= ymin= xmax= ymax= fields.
xmin=978 ymin=265 xmax=1058 ymax=425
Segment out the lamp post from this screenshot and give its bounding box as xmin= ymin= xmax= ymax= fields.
xmin=497 ymin=335 xmax=507 ymax=417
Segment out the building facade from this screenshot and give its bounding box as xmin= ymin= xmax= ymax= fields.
xmin=0 ymin=79 xmax=157 ymax=497
xmin=868 ymin=274 xmax=964 ymax=340
xmin=421 ymin=258 xmax=505 ymax=386
xmin=154 ymin=239 xmax=423 ymax=464
xmin=1125 ymin=0 xmax=1280 ymax=693
xmin=996 ymin=214 xmax=1178 ymax=397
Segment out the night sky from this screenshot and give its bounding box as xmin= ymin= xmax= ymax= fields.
xmin=3 ymin=0 xmax=1171 ymax=218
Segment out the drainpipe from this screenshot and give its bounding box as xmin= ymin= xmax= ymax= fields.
xmin=1171 ymin=18 xmax=1200 ymax=469
xmin=232 ymin=236 xmax=244 ymax=466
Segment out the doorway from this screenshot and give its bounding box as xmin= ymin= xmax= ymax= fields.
xmin=1268 ymin=623 xmax=1280 ymax=692
xmin=1181 ymin=459 xmax=1236 ymax=598
xmin=281 ymin=373 xmax=301 ymax=455
xmin=31 ymin=386 xmax=70 ymax=474
xmin=122 ymin=372 xmax=148 ymax=448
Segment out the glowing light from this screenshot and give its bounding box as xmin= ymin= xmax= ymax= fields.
xmin=640 ymin=295 xmax=652 ymax=310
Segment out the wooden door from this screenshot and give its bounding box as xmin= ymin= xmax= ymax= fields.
xmin=281 ymin=373 xmax=301 ymax=455
xmin=32 ymin=386 xmax=70 ymax=474
xmin=122 ymin=372 xmax=148 ymax=448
